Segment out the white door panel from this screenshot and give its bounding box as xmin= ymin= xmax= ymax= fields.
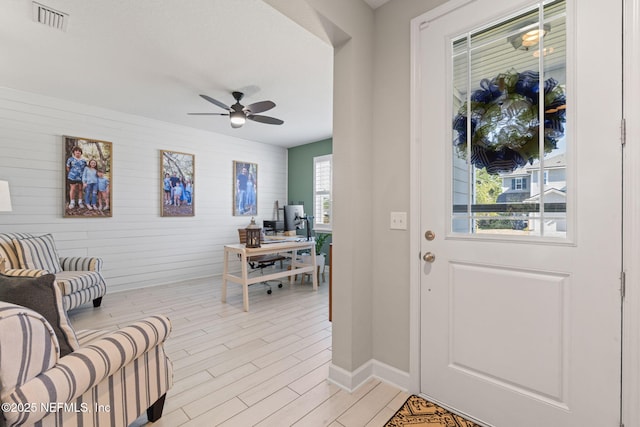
xmin=448 ymin=262 xmax=569 ymax=404
xmin=415 ymin=0 xmax=622 ymax=425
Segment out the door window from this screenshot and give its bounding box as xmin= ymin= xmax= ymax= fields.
xmin=451 ymin=0 xmax=567 ymax=238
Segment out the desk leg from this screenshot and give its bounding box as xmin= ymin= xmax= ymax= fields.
xmin=221 ymin=249 xmax=229 ymax=303
xmin=311 ymin=245 xmax=318 ymax=291
xmin=241 ymin=253 xmax=249 ymax=312
xmin=289 ymin=250 xmax=298 ymax=287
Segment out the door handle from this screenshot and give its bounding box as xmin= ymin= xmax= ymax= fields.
xmin=423 ymin=252 xmax=436 ymax=263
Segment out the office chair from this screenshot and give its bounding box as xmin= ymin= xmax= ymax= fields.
xmin=237 ymin=228 xmax=286 ymax=294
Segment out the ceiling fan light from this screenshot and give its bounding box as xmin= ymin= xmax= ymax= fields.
xmin=509 ymin=22 xmax=551 ymax=51
xmin=522 ymin=29 xmax=544 ymax=43
xmin=230 ymin=110 xmax=246 ymax=127
xmin=533 ymin=46 xmax=555 ymax=57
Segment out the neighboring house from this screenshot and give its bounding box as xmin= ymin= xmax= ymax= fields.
xmin=497 ymin=153 xmax=567 ymax=233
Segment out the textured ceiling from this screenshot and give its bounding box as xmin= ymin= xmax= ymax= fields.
xmin=1 ymin=0 xmax=334 ymax=147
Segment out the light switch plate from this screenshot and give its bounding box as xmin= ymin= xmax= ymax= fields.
xmin=390 ymin=211 xmax=407 ymax=230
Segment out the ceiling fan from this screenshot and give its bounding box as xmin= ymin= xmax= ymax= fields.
xmin=188 ymin=91 xmax=284 ymax=128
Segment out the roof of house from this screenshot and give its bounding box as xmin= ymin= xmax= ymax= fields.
xmin=524 ymin=187 xmax=567 ymax=203
xmin=499 ymin=152 xmax=567 ymax=178
xmin=524 ymin=153 xmax=567 ymax=170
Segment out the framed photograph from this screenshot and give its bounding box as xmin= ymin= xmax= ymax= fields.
xmin=64 ymin=136 xmax=112 ymax=218
xmin=161 ymin=150 xmax=194 ymax=217
xmin=233 ymin=161 xmax=258 ymax=216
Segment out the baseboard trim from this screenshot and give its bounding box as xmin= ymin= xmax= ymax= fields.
xmin=328 ymin=359 xmax=410 ymax=393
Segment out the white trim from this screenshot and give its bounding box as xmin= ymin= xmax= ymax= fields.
xmin=623 ymin=1 xmax=640 ymax=425
xmin=312 ymin=154 xmax=333 ymax=231
xmin=416 ymin=0 xmax=477 ymax=29
xmin=409 ymin=8 xmax=425 ymax=397
xmin=327 ymin=360 xmax=411 ymax=392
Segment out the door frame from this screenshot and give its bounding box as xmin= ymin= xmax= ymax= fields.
xmin=408 ymin=0 xmax=639 ymax=424
xmin=622 ymin=0 xmax=640 ymax=425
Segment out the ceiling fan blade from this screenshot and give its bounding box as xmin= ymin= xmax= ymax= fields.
xmin=199 ymin=94 xmax=230 ymax=111
xmin=187 ymin=112 xmax=229 ymax=116
xmin=247 ymin=114 xmax=284 ymax=125
xmin=245 ymin=100 xmax=275 ymax=114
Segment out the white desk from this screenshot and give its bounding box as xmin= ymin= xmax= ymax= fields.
xmin=221 ymin=239 xmax=317 ymax=311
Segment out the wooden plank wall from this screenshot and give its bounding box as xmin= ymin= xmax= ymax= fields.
xmin=0 ymin=88 xmax=287 ymax=293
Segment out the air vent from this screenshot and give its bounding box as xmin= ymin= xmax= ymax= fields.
xmin=32 ymin=2 xmax=68 ymax=31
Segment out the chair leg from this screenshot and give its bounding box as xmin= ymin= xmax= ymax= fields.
xmin=147 ymin=394 xmax=167 ymax=422
xmin=92 ymin=297 xmax=103 ymax=308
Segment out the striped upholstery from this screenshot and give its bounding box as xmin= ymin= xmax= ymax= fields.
xmin=0 ymin=302 xmax=173 ymax=427
xmin=59 ymin=257 xmax=102 ymax=272
xmin=12 ymin=234 xmax=63 ymax=274
xmin=61 ymin=280 xmax=107 ymax=311
xmin=75 ymin=328 xmax=113 ymax=345
xmin=0 ymin=233 xmax=34 ymax=270
xmin=55 ymin=271 xmax=104 ymax=294
xmin=3 ymin=268 xmax=46 ymax=277
xmin=0 ymin=233 xmax=107 ymax=311
xmin=0 ymin=303 xmax=59 ymax=396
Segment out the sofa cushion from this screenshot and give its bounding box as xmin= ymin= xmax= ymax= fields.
xmin=12 ymin=233 xmax=63 ymax=274
xmin=55 ymin=270 xmax=105 ymax=295
xmin=0 ymin=273 xmax=79 ymax=356
xmin=0 ymin=232 xmax=35 ymax=270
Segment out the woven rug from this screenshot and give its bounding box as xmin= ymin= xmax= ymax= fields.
xmin=385 ymin=395 xmax=481 ymax=427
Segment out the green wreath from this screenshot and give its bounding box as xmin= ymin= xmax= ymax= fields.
xmin=452 ymin=70 xmax=566 ymax=174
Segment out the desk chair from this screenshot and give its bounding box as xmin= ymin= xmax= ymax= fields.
xmin=237 ymin=229 xmax=287 ymax=294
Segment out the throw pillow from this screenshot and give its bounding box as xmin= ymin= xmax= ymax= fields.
xmin=0 ymin=273 xmax=79 ymax=356
xmin=0 ymin=232 xmax=34 ymax=270
xmin=12 ymin=234 xmax=63 ymax=273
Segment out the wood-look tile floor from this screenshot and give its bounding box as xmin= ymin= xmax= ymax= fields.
xmin=68 ymin=273 xmax=409 ymax=426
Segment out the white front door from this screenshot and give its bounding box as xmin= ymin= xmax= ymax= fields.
xmin=415 ymin=0 xmax=622 ymax=425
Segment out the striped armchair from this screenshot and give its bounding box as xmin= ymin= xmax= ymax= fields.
xmin=0 ymin=301 xmax=173 ymax=427
xmin=0 ymin=233 xmax=106 ymax=311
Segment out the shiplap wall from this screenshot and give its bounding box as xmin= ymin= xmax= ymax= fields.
xmin=0 ymin=88 xmax=287 ymax=293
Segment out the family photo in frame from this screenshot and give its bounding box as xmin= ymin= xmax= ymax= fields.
xmin=161 ymin=150 xmax=194 ymax=217
xmin=233 ymin=161 xmax=257 ymax=216
xmin=63 ymin=136 xmax=112 ymax=218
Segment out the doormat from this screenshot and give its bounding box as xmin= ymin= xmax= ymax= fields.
xmin=385 ymin=395 xmax=481 ymax=427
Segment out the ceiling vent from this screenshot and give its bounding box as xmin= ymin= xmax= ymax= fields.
xmin=32 ymin=2 xmax=68 ymax=32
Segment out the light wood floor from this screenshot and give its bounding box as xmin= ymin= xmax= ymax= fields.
xmin=68 ymin=273 xmax=409 ymax=426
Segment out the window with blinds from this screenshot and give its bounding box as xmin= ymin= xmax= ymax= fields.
xmin=313 ymin=154 xmax=332 ymax=230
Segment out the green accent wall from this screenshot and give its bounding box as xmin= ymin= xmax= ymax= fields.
xmin=288 ymin=138 xmax=332 ymax=254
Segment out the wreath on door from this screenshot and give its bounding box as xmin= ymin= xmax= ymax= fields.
xmin=452 ymin=70 xmax=566 ymax=174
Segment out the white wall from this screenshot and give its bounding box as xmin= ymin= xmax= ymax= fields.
xmin=0 ymin=87 xmax=287 ymax=293
xmin=272 ymin=0 xmax=448 ymax=389
xmin=305 ymin=1 xmax=376 ymax=381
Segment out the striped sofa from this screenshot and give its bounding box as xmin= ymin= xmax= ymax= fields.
xmin=0 ymin=233 xmax=106 ymax=311
xmin=0 ymin=301 xmax=173 ymax=427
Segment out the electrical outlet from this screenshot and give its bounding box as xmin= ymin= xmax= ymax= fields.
xmin=390 ymin=211 xmax=407 ymax=230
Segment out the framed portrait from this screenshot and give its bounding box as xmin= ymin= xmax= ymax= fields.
xmin=161 ymin=150 xmax=194 ymax=217
xmin=233 ymin=161 xmax=258 ymax=216
xmin=63 ymin=136 xmax=112 ymax=218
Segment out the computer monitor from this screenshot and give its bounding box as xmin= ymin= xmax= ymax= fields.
xmin=283 ymin=205 xmax=305 ymax=232
xmin=262 ymin=220 xmax=284 ymax=234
